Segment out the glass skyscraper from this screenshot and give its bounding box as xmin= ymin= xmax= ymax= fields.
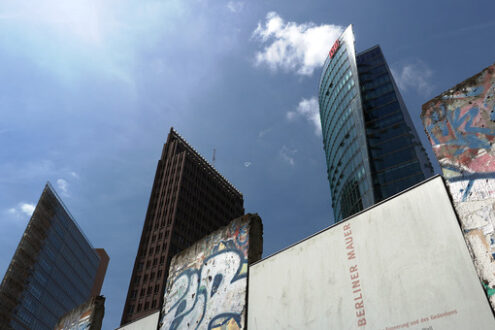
xmin=0 ymin=183 xmax=109 ymax=329
xmin=319 ymin=25 xmax=433 ymax=222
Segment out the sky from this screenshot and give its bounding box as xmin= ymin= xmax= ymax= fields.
xmin=1 ymin=0 xmax=494 ymax=328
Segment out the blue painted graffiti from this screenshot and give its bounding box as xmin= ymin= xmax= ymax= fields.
xmin=440 ymin=86 xmax=484 ymax=99
xmin=426 ymin=105 xmax=495 ymax=152
xmin=160 ymin=245 xmax=248 ymax=330
xmin=444 ymin=168 xmax=495 ymax=201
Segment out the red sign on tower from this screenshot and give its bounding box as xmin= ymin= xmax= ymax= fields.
xmin=329 ymin=39 xmax=340 ymax=59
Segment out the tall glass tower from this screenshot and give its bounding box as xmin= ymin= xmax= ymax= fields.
xmin=0 ymin=183 xmax=108 ymax=329
xmin=319 ymin=25 xmax=433 ymax=222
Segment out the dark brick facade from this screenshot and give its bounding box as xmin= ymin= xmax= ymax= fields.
xmin=120 ymin=128 xmax=244 ymax=325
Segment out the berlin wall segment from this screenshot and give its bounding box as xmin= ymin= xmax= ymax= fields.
xmin=159 ymin=214 xmax=262 ymax=330
xmin=343 ymin=222 xmax=367 ymax=327
xmin=247 ymin=177 xmax=495 ymax=329
xmin=54 ymin=296 xmax=105 ymax=330
xmin=421 ymin=63 xmax=495 ymax=309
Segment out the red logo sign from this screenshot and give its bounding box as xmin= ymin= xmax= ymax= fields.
xmin=329 ymin=39 xmax=340 ymax=59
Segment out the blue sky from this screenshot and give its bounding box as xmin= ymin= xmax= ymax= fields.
xmin=1 ymin=0 xmax=494 ymax=328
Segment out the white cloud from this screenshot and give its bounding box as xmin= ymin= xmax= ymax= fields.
xmin=57 ymin=178 xmax=69 ymax=196
xmin=391 ymin=60 xmax=434 ymax=97
xmin=287 ymin=97 xmax=321 ymax=135
xmin=20 ymin=203 xmax=35 ymax=216
xmin=6 ymin=202 xmax=35 ymax=218
xmin=227 ymin=1 xmax=244 ymax=13
xmin=70 ymin=171 xmax=80 ymax=179
xmin=244 ymin=161 xmax=252 ymax=167
xmin=279 ymin=145 xmax=297 ymax=166
xmin=252 ymin=12 xmax=343 ymax=76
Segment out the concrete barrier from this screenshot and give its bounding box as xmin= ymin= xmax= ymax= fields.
xmin=248 ymin=177 xmax=494 ymax=329
xmin=159 ymin=214 xmax=262 ymax=329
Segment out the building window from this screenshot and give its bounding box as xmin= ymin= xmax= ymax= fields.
xmin=147 ymin=287 xmax=152 ymax=295
xmin=131 ymin=290 xmax=137 ymax=298
xmin=137 ymin=303 xmax=142 ymax=312
xmin=152 ymin=300 xmax=157 ymax=308
xmin=127 ymin=305 xmax=134 ymax=315
xmin=144 ymin=301 xmax=150 ymax=310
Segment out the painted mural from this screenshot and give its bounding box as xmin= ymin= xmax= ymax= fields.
xmin=421 ymin=63 xmax=495 ymax=308
xmin=54 ymin=296 xmax=105 ymax=330
xmin=160 ymin=214 xmax=262 ymax=330
xmin=422 ymin=65 xmax=495 ymax=183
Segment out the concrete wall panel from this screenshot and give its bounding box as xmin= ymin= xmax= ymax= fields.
xmin=248 ymin=177 xmax=495 ymax=329
xmin=159 ymin=214 xmax=262 ymax=330
xmin=116 ymin=312 xmax=160 ymax=330
xmin=55 ymin=296 xmax=105 ymax=330
xmin=421 ymin=64 xmax=495 ymax=307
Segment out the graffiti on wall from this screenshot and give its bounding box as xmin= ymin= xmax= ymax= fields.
xmin=54 ymin=296 xmax=105 ymax=330
xmin=160 ymin=214 xmax=262 ymax=330
xmin=421 ymin=64 xmax=495 ymax=307
xmin=422 ymin=65 xmax=495 ymax=182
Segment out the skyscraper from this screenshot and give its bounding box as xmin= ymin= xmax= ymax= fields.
xmin=0 ymin=183 xmax=109 ymax=330
xmin=319 ymin=25 xmax=433 ymax=222
xmin=120 ymin=128 xmax=244 ymax=325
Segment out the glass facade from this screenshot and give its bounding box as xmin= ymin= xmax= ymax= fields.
xmin=319 ymin=26 xmax=433 ymax=223
xmin=0 ymin=184 xmax=102 ymax=329
xmin=319 ymin=25 xmax=375 ymax=221
xmin=357 ymin=45 xmax=433 ymax=201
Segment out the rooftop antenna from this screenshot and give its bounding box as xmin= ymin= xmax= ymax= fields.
xmin=212 ymin=148 xmax=216 ymax=167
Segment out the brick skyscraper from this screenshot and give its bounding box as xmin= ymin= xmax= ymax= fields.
xmin=120 ymin=128 xmax=244 ymax=325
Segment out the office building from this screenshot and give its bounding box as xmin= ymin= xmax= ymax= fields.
xmin=0 ymin=183 xmax=109 ymax=329
xmin=120 ymin=128 xmax=244 ymax=325
xmin=319 ymin=25 xmax=433 ymax=222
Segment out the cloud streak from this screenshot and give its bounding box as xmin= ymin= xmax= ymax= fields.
xmin=279 ymin=145 xmax=297 ymax=166
xmin=287 ymin=97 xmax=321 ymax=135
xmin=227 ymin=1 xmax=244 ymax=13
xmin=391 ymin=60 xmax=434 ymax=97
xmin=57 ymin=178 xmax=69 ymax=196
xmin=252 ymin=12 xmax=343 ymax=76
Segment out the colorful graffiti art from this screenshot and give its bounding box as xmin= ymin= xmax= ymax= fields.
xmin=422 ymin=65 xmax=495 ymax=185
xmin=54 ymin=296 xmax=105 ymax=330
xmin=160 ymin=214 xmax=262 ymax=330
xmin=421 ymin=64 xmax=495 ymax=309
